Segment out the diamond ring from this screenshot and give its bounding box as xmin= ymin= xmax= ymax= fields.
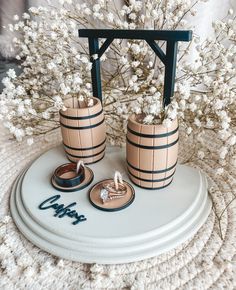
xmin=100 ymin=182 xmax=127 ymax=203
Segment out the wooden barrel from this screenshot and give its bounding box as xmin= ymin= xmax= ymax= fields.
xmin=60 ymin=97 xmax=106 ymax=164
xmin=126 ymin=115 xmax=179 ymax=189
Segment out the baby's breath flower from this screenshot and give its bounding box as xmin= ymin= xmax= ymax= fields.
xmin=7 ymin=69 xmax=17 ymax=79
xmin=163 ymin=118 xmax=172 ymax=128
xmin=143 ymin=115 xmax=154 ymax=124
xmin=87 ymin=98 xmax=94 ymax=107
xmin=13 ymin=15 xmax=19 ymax=21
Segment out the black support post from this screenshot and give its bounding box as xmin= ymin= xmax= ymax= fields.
xmin=163 ymin=41 xmax=178 ymax=107
xmin=88 ymin=37 xmax=102 ymax=103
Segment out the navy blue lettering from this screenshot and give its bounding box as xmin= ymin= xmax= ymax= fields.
xmin=39 ymin=195 xmax=61 ymax=209
xmin=38 ymin=195 xmax=87 ymax=225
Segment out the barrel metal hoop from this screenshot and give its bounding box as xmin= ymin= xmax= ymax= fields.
xmin=65 ymin=146 xmax=106 ymax=159
xmin=60 ymin=118 xmax=105 ymax=130
xmin=67 ymin=153 xmax=105 ymax=165
xmin=127 ymin=160 xmax=177 ymax=174
xmin=128 ymin=168 xmax=176 ymax=182
xmin=130 ymin=178 xmax=173 ymax=190
xmin=63 ymin=138 xmax=106 ymax=151
xmin=60 ymin=109 xmax=103 ymax=120
xmin=126 ymin=137 xmax=179 ymax=149
xmin=127 ymin=126 xmax=179 ymax=138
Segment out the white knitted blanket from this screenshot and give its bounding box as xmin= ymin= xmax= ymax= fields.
xmin=0 ymin=127 xmax=235 ymax=290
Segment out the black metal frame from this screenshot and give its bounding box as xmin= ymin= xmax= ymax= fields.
xmin=79 ymin=29 xmax=192 ymax=106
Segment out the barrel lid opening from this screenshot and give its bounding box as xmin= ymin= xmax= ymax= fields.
xmin=63 ymin=96 xmax=99 ymax=110
xmin=129 ymin=114 xmax=177 ymax=130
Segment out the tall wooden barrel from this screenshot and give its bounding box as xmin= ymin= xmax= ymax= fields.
xmin=126 ymin=115 xmax=179 ymax=189
xmin=60 ymin=97 xmax=106 ymax=164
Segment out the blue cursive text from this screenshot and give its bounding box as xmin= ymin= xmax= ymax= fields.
xmin=38 ymin=195 xmax=87 ymax=225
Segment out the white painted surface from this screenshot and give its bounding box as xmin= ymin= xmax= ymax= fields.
xmin=10 ymin=146 xmax=211 ymax=264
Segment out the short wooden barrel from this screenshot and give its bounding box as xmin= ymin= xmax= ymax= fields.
xmin=126 ymin=115 xmax=179 ymax=189
xmin=60 ymin=97 xmax=106 ymax=164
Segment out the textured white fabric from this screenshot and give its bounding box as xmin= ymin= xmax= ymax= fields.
xmin=0 ymin=125 xmax=235 ymax=289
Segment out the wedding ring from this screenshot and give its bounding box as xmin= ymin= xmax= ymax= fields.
xmin=103 ymin=182 xmax=127 ymax=195
xmin=100 ymin=182 xmax=127 ymax=203
xmin=54 ymin=163 xmax=85 ymax=188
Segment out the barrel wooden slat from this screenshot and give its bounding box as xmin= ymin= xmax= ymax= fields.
xmin=60 ymin=97 xmax=106 ymax=164
xmin=126 ymin=115 xmax=178 ymax=189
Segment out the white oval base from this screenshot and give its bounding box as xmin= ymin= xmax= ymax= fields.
xmin=10 ymin=146 xmax=212 ymax=264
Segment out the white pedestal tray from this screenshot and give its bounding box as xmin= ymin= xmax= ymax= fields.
xmin=10 ymin=146 xmax=212 ymax=264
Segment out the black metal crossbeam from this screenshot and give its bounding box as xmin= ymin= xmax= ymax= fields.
xmin=79 ymin=29 xmax=192 ymax=42
xmin=79 ymin=29 xmax=192 ymax=106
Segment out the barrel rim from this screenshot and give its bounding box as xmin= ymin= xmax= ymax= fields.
xmin=60 ymin=96 xmax=101 ymax=116
xmin=128 ymin=114 xmax=177 ymax=130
